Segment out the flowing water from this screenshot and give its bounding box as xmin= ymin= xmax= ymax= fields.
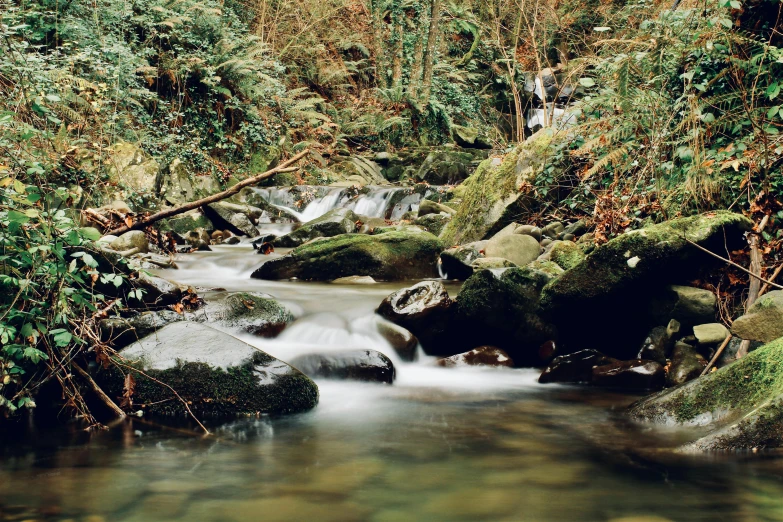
xmin=3 ymin=192 xmax=783 ymax=521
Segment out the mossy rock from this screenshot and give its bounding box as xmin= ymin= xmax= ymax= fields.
xmin=202 ymin=292 xmax=295 ymax=336
xmin=452 ymin=267 xmax=557 ymax=365
xmin=441 ymin=129 xmax=557 ymax=245
xmin=539 ymin=211 xmax=752 ymax=357
xmin=253 ymin=229 xmax=445 ymax=281
xmin=98 ymin=322 xmax=318 ymax=417
xmin=414 ymin=213 xmax=451 ymax=236
xmin=158 ymin=211 xmax=214 ymax=235
xmin=628 ymin=336 xmax=783 ymax=451
xmin=273 ymin=208 xmax=359 ymax=248
xmin=549 ymin=241 xmax=585 ymax=271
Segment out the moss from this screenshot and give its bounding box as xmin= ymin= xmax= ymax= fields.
xmin=549 ymin=241 xmax=585 ymax=271
xmin=221 ymin=292 xmax=294 ymax=326
xmin=631 ymin=337 xmax=783 ymax=424
xmin=441 ymin=129 xmax=557 ymax=245
xmin=99 ymin=352 xmax=319 ymax=417
xmin=254 ymin=229 xmax=445 ymax=281
xmin=159 ymin=214 xmax=213 ymax=234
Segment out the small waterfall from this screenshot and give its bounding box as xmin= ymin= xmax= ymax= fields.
xmin=249 ymin=185 xmax=445 ymax=223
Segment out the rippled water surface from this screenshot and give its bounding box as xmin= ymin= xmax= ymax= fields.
xmin=3 ymin=245 xmax=783 ymax=522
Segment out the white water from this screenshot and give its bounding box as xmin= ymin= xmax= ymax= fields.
xmin=250 ymin=185 xmax=443 ymax=223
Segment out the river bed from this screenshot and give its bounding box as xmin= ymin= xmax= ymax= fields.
xmin=3 ymin=245 xmax=783 ymax=522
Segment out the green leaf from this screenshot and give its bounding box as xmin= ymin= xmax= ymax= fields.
xmin=768 ymin=105 xmax=781 ymax=119
xmin=579 ymin=78 xmax=596 ymax=88
xmin=52 ymin=331 xmax=72 ymax=347
xmin=768 ymin=83 xmax=781 ymax=100
xmin=78 ymin=228 xmax=101 ymax=241
xmin=729 ymin=0 xmax=741 ymax=8
xmin=7 ymin=210 xmax=30 ymax=225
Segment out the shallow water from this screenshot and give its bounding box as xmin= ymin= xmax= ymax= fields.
xmin=3 ymin=245 xmax=783 ymax=521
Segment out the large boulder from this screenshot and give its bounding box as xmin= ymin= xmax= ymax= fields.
xmin=731 ymin=290 xmax=783 ymax=343
xmin=484 ymin=233 xmax=540 ymax=267
xmin=649 ymin=285 xmax=717 ymax=329
xmin=377 ymin=281 xmax=453 ymax=354
xmin=100 ymin=310 xmax=185 ymax=349
xmin=440 ymin=130 xmax=555 ymax=245
xmin=273 ymin=208 xmax=359 ymax=248
xmin=414 ymin=213 xmax=451 ymax=237
xmin=100 ymin=322 xmax=319 ymax=416
xmin=451 ymin=125 xmax=493 ymax=150
xmin=201 ymin=292 xmax=295 ymax=337
xmin=289 ymin=350 xmax=395 ymax=384
xmin=110 ymin=231 xmax=149 ymax=254
xmin=628 ymin=337 xmax=783 ymax=451
xmin=415 ymin=150 xmax=485 ymax=185
xmin=540 ymin=212 xmax=752 ymax=358
xmin=452 ymin=266 xmax=557 ymax=365
xmin=107 ymin=142 xmax=160 ymax=197
xmin=253 ymin=229 xmax=444 ymax=281
xmin=418 ymin=199 xmax=456 ymax=217
xmin=158 ymin=210 xmax=214 ymax=236
xmin=548 ymin=241 xmax=585 ymax=271
xmin=202 ymin=202 xmax=259 ymax=236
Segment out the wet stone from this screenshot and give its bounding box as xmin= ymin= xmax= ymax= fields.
xmin=436 ymin=346 xmax=514 ymax=368
xmin=539 ymin=349 xmax=615 ymax=384
xmin=290 ymin=349 xmax=396 ymax=383
xmin=591 ymin=359 xmax=665 ymax=390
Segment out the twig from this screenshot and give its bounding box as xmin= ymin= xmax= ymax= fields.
xmin=759 ymin=263 xmax=783 ymax=297
xmin=701 ymin=334 xmax=732 ymax=376
xmin=72 ymin=361 xmax=126 ymax=419
xmin=106 ymin=150 xmax=310 ymax=236
xmin=115 ymin=362 xmax=210 ymax=435
xmin=683 ymin=238 xmax=783 ymax=290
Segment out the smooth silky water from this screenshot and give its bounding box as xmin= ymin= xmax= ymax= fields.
xmin=4 ymin=199 xmax=783 ymax=520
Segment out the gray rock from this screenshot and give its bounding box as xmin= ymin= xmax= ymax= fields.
xmin=102 ymin=322 xmax=319 ymax=416
xmin=376 ymin=320 xmax=419 ymax=362
xmin=651 ymin=285 xmax=717 ymax=328
xmin=199 ymin=292 xmax=294 ymax=337
xmin=290 ymin=349 xmax=395 ymax=384
xmin=693 ymin=323 xmax=729 ymax=346
xmin=439 ymin=242 xmax=486 ymax=280
xmin=135 ymin=272 xmax=182 ymax=306
xmin=331 ymin=275 xmax=377 ymax=284
xmin=100 ymin=310 xmax=185 ymax=349
xmin=437 ymin=346 xmax=514 ymax=368
xmin=203 ymin=202 xmax=261 ymax=237
xmin=484 ymin=233 xmax=540 ymax=267
xmin=541 ymin=222 xmax=565 ymax=239
xmin=564 ymin=219 xmax=587 ymax=236
xmin=471 ymin=257 xmax=517 ymax=270
xmin=110 ymin=231 xmax=149 ymax=254
xmin=273 ymin=208 xmax=359 ymax=248
xmin=731 ymin=290 xmax=783 ymax=342
xmin=414 ymin=212 xmax=451 ymax=236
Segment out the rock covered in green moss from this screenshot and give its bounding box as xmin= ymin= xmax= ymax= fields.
xmin=414 ymin=212 xmax=451 ymax=236
xmin=202 ymin=292 xmax=294 ymax=337
xmin=253 ymin=228 xmax=445 ymax=281
xmin=548 ymin=241 xmax=585 ymax=270
xmin=101 ymin=322 xmax=318 ymax=416
xmin=540 ymin=211 xmax=752 ymax=357
xmin=628 ymin=337 xmax=783 ymax=451
xmin=158 ymin=210 xmax=214 ymax=236
xmin=453 ymin=266 xmax=557 ymax=365
xmin=440 ymin=242 xmax=486 ymax=280
xmin=731 ymin=290 xmax=783 ymax=343
xmin=440 ymin=129 xmax=556 ymax=245
xmin=274 ymin=208 xmax=359 ymax=248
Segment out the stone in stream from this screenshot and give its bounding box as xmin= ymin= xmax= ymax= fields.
xmin=591 ymin=360 xmax=665 ymax=390
xmin=202 ymin=202 xmax=259 ymax=237
xmin=418 ymin=199 xmax=457 ymax=217
xmin=377 ymin=281 xmax=453 ymax=355
xmin=437 ymin=346 xmax=514 ymax=368
xmin=331 ymin=275 xmax=377 ymax=284
xmin=376 ymin=320 xmax=419 ymax=362
xmin=414 ymin=212 xmax=451 ymax=236
xmin=471 ymin=257 xmax=517 ymax=270
xmin=539 ymin=211 xmax=752 ymax=359
xmin=666 ymin=342 xmax=706 ymax=387
xmin=636 ymin=326 xmax=671 ymax=365
xmin=439 ymin=242 xmax=486 ymax=280
xmin=134 ymin=272 xmax=183 ymax=306
xmin=289 ymin=350 xmax=395 ymax=384
xmin=731 ymin=290 xmax=783 ymax=343
xmin=452 ymin=266 xmax=557 ymax=365
xmin=628 ymin=337 xmax=783 ymax=451
xmin=539 ymin=349 xmax=615 ymax=384
xmin=273 ymin=208 xmax=359 ymax=248
xmin=693 ymin=323 xmax=729 ymax=346
xmin=253 ymin=228 xmax=444 ymax=281
xmin=100 ymin=310 xmax=186 ymax=349
xmin=484 ymin=233 xmax=540 ymax=267
xmin=99 ymin=322 xmax=319 ymax=416
xmin=201 ymin=292 xmax=295 ymax=337
xmin=158 ymin=210 xmax=214 ymax=236
xmin=649 ymin=285 xmax=717 ymax=330
xmin=110 ymin=230 xmax=149 ymax=253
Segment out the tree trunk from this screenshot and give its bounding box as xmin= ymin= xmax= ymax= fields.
xmin=391 ymin=8 xmax=404 ymax=88
xmin=419 ymin=0 xmax=442 ymax=106
xmin=370 ymin=0 xmax=389 ymax=88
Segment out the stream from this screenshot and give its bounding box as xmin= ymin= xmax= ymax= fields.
xmin=3 ymin=188 xmax=783 ymax=521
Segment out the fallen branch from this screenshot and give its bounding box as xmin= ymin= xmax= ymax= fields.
xmin=701 ymin=334 xmax=732 ymax=376
xmin=683 ymin=238 xmax=783 ymax=291
xmin=107 ymin=150 xmax=310 ymax=236
xmin=759 ymin=264 xmax=783 ymax=298
xmin=72 ymin=361 xmax=126 ymax=420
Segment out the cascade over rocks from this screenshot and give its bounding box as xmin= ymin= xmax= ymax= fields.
xmin=452 ymin=266 xmax=557 ymax=365
xmin=377 ymin=281 xmax=453 ymax=354
xmin=99 ymin=322 xmax=319 ymax=416
xmin=289 ymin=350 xmax=395 ymax=384
xmin=540 ymin=211 xmax=752 ymax=358
xmin=274 ymin=208 xmax=360 ymax=247
xmin=253 ymin=228 xmax=444 ymax=281
xmin=628 ymin=337 xmax=783 ymax=451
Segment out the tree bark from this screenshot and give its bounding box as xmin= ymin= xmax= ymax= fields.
xmin=737 ymin=215 xmax=768 ymax=359
xmin=104 ymin=150 xmax=309 ymax=236
xmin=407 ymin=4 xmax=427 ymax=99
xmin=419 ymin=0 xmax=442 ymax=106
xmin=391 ymin=7 xmax=404 ymax=88
xmin=371 ymin=0 xmax=389 ymax=88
